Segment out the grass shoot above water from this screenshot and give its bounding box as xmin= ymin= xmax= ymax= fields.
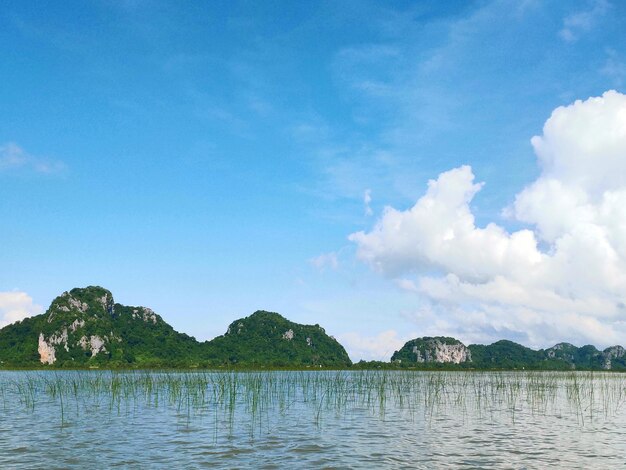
xmin=2 ymin=371 xmax=625 ymax=434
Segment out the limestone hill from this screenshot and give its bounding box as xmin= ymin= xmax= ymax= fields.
xmin=0 ymin=286 xmax=350 ymax=368
xmin=202 ymin=310 xmax=352 ymax=367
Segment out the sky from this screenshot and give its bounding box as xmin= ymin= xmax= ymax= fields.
xmin=2 ymin=0 xmax=626 ymax=361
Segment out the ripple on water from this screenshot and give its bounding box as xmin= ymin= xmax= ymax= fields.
xmin=1 ymin=370 xmax=626 ymax=468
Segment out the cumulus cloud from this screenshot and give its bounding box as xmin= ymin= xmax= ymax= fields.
xmin=0 ymin=291 xmax=42 ymax=328
xmin=350 ymin=90 xmax=626 ymax=348
xmin=350 ymin=165 xmax=543 ymax=282
xmin=0 ymin=142 xmax=66 ymax=174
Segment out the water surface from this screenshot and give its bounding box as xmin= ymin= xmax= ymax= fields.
xmin=1 ymin=370 xmax=625 ymax=468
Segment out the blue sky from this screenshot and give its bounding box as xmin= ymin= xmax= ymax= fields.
xmin=2 ymin=0 xmax=626 ymax=360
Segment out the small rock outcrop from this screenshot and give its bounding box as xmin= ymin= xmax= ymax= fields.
xmin=78 ymin=335 xmax=107 ymax=357
xmin=546 ymin=342 xmax=577 ymax=361
xmin=131 ymin=308 xmax=158 ymax=324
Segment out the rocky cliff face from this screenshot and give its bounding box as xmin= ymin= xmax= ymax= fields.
xmin=392 ymin=337 xmax=472 ymax=364
xmin=413 ymin=340 xmax=472 ymax=364
xmin=36 ymin=287 xmax=118 ymax=364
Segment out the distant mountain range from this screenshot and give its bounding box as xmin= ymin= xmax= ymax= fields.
xmin=390 ymin=336 xmax=626 ymax=370
xmin=1 ymin=286 xmax=625 ymax=370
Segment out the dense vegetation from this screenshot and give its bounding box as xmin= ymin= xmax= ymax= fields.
xmin=468 ymin=340 xmax=546 ymax=369
xmin=202 ymin=310 xmax=351 ymax=367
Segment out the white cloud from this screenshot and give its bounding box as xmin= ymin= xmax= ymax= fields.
xmin=309 ymin=252 xmax=339 ymax=271
xmin=337 ymin=329 xmax=409 ymax=361
xmin=350 ymin=90 xmax=626 ymax=348
xmin=0 ymin=291 xmax=42 ymax=328
xmin=601 ymin=49 xmax=626 ymax=87
xmin=0 ymin=142 xmax=66 ymax=174
xmin=349 ymin=165 xmax=543 ymax=282
xmin=559 ymin=0 xmax=609 ymax=43
xmin=364 ymin=189 xmax=373 ymax=216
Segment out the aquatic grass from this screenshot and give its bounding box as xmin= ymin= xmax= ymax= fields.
xmin=2 ymin=370 xmax=626 ymax=438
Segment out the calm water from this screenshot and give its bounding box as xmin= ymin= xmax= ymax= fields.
xmin=1 ymin=370 xmax=625 ymax=468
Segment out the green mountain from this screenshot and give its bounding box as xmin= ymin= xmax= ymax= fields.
xmin=0 ymin=286 xmax=350 ymax=368
xmin=0 ymin=286 xmax=199 ymax=367
xmin=202 ymin=310 xmax=351 ymax=367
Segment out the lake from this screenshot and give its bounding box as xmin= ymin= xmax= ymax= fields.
xmin=1 ymin=370 xmax=625 ymax=468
